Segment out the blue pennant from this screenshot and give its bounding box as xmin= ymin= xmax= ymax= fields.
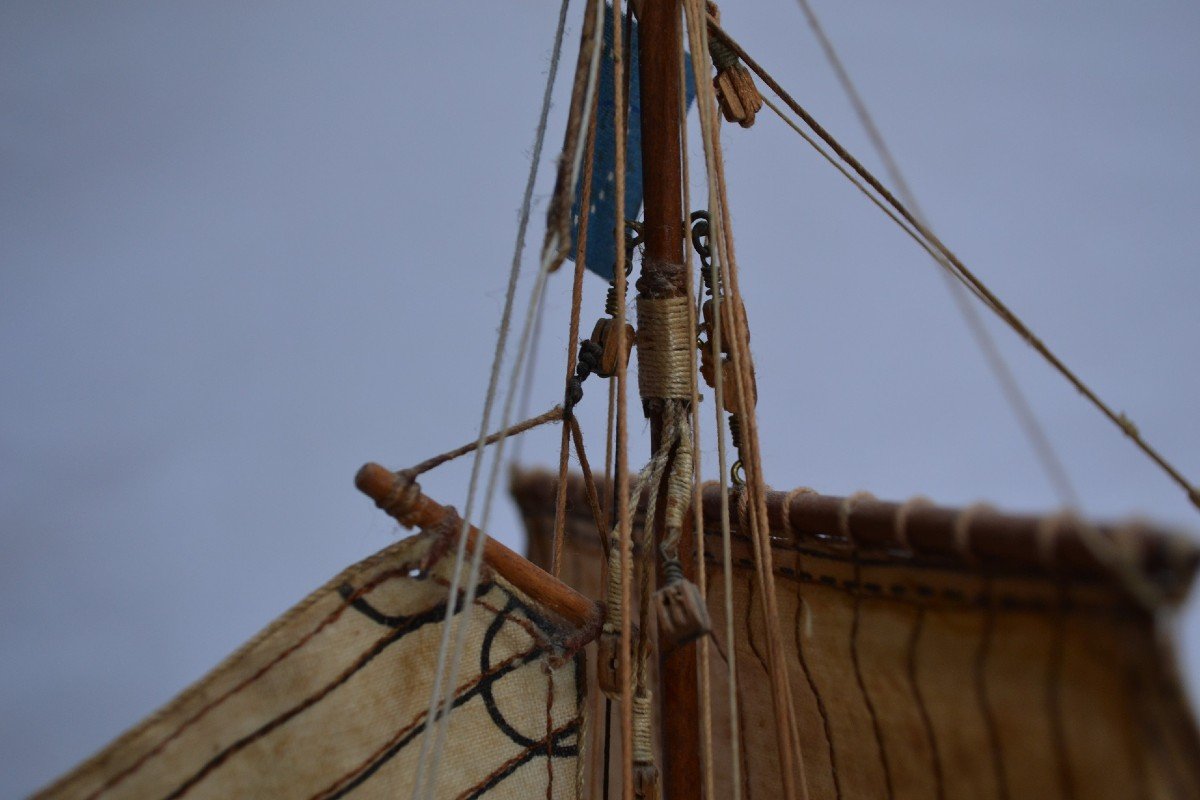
xmin=568 ymin=10 xmax=697 ymax=280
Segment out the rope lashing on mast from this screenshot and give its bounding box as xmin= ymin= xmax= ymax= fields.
xmin=637 ymin=296 xmax=694 ymax=399
xmin=706 ymin=15 xmax=1200 ymax=515
xmin=705 ymin=2 xmax=762 ymax=128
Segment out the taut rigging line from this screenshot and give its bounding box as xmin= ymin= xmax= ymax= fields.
xmin=706 ymin=14 xmax=1200 ymax=513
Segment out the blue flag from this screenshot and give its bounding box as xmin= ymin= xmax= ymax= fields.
xmin=569 ymin=11 xmax=697 ymax=280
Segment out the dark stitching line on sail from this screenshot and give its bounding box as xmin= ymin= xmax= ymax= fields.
xmin=723 ymin=554 xmax=1134 ymax=617
xmin=545 ymin=661 xmax=555 ymax=799
xmin=309 ymin=647 xmax=548 ymax=800
xmin=458 ymin=717 xmax=582 ymax=800
xmin=1125 ymin=631 xmax=1185 ymax=796
xmin=480 ymin=597 xmax=577 ymax=752
xmin=708 ymin=625 xmax=755 ymax=800
xmin=792 ymin=590 xmax=842 ymax=800
xmin=743 ymin=571 xmax=769 ymax=673
xmin=705 ymin=529 xmax=1136 ymax=587
xmin=1046 ymin=583 xmax=1076 ymax=800
xmin=339 ymin=580 xmax=491 ymax=627
xmin=87 ymin=566 xmax=418 ymax=800
xmin=905 ymin=606 xmax=945 ymax=800
xmin=1144 ymin=619 xmax=1200 ymax=797
xmin=160 ymin=600 xmax=456 ymax=800
xmin=1117 ymin=619 xmax=1153 ymax=800
xmin=848 ymin=555 xmax=895 ymax=799
xmin=736 ymin=661 xmax=755 ymax=800
xmin=742 ymin=571 xmax=768 ymax=800
xmin=974 ymin=575 xmax=1010 ymax=800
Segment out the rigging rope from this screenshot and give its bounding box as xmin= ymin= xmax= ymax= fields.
xmin=552 ymin=61 xmax=602 ymax=578
xmin=608 ymin=2 xmax=636 ymax=797
xmin=683 ymin=3 xmax=740 ymax=797
xmin=685 ymin=2 xmax=808 ymax=797
xmin=414 ymin=0 xmax=604 ymax=794
xmin=707 ymin=15 xmax=1200 ymax=514
xmin=678 ymin=32 xmax=719 ymax=800
xmin=791 ymin=0 xmax=1079 ymax=510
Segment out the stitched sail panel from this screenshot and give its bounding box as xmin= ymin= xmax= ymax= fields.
xmin=38 ymin=533 xmax=584 ymax=800
xmin=513 ymin=468 xmax=1200 ymax=800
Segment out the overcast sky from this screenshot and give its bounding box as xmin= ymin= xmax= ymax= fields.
xmin=3 ymin=1 xmax=1199 ymax=795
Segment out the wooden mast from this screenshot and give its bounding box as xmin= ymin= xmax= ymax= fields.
xmin=635 ymin=1 xmax=702 ymax=797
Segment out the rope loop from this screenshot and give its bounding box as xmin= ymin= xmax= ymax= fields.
xmin=837 ymin=491 xmax=876 ymax=547
xmin=893 ymin=495 xmax=933 ymax=552
xmin=952 ymin=503 xmax=995 ymax=567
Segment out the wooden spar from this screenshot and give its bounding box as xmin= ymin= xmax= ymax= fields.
xmin=511 ymin=468 xmax=1200 ymax=601
xmin=635 ymin=1 xmax=702 ymax=798
xmin=354 ymin=462 xmax=602 ymax=636
xmin=637 ymin=1 xmax=686 ymax=276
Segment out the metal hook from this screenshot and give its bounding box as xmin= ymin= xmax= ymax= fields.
xmin=689 ymin=210 xmax=714 ymax=284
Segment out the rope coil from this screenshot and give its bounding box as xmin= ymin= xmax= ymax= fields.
xmin=637 ymin=295 xmax=694 ymax=399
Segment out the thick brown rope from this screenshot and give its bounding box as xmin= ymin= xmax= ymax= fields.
xmin=678 ymin=34 xmax=720 ymax=799
xmin=684 ymin=3 xmax=756 ymax=798
xmin=403 ymin=407 xmax=564 ymax=479
xmin=792 ymin=0 xmax=1079 ymax=510
xmin=708 ymin=15 xmax=1200 ymax=514
xmin=552 ymin=69 xmax=602 ymax=578
xmin=686 ymin=2 xmax=807 ymax=796
xmin=712 ymin=68 xmax=810 ymax=800
xmin=569 ymin=416 xmax=610 ymax=552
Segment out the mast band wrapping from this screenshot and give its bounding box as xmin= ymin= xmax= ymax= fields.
xmin=636 ymin=295 xmax=693 ymax=399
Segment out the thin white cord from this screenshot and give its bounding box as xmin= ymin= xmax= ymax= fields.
xmin=792 ymin=0 xmax=1079 ymax=509
xmin=682 ymin=1 xmax=741 ymax=796
xmin=415 ymin=0 xmax=606 ymax=794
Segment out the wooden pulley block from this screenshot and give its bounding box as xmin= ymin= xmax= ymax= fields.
xmin=655 ymin=578 xmax=712 ymax=649
xmin=596 ymin=625 xmax=638 ymax=699
xmin=700 ymin=295 xmax=747 ymax=353
xmin=702 ymin=355 xmax=756 ymax=415
xmin=590 ymin=317 xmax=636 ymax=378
xmin=714 ymin=65 xmax=763 ymax=128
xmin=633 ymin=762 xmax=661 ymax=800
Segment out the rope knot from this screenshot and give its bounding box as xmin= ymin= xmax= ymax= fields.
xmin=576 ymin=339 xmax=603 ymax=384
xmin=379 ymin=470 xmax=422 ymax=527
xmin=637 ymin=295 xmax=694 ymax=400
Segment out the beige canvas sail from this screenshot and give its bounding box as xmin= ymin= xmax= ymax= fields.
xmin=514 ymin=468 xmax=1200 ymax=800
xmin=38 ymin=531 xmax=586 ymax=800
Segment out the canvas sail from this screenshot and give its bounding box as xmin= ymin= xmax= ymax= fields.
xmin=37 ymin=531 xmax=587 ymax=800
xmin=514 ymin=468 xmax=1200 ymax=799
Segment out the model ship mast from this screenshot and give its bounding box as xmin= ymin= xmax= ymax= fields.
xmin=631 ymin=1 xmax=700 ymax=797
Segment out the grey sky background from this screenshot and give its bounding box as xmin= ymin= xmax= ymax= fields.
xmin=3 ymin=1 xmax=1198 ymax=795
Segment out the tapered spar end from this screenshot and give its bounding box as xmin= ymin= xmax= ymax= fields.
xmin=354 ymin=462 xmax=396 ymax=504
